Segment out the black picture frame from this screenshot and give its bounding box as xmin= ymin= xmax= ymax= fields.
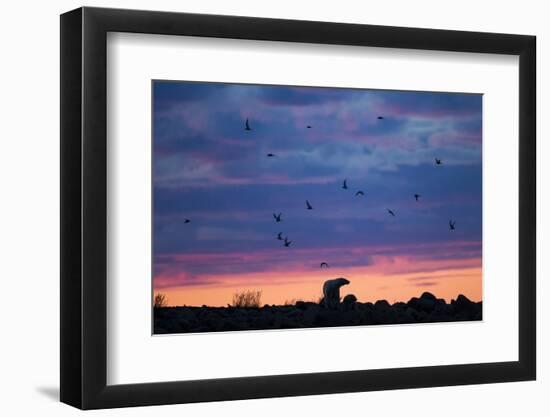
xmin=60 ymin=6 xmax=536 ymax=410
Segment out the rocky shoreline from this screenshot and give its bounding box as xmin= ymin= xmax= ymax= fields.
xmin=154 ymin=292 xmax=482 ymax=334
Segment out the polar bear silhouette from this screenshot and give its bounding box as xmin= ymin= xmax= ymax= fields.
xmin=322 ymin=278 xmax=350 ymax=309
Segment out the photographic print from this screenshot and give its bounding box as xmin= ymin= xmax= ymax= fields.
xmin=152 ymin=81 xmax=482 ymax=334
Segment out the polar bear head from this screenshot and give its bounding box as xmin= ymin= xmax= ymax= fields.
xmin=333 ymin=277 xmax=350 ymax=287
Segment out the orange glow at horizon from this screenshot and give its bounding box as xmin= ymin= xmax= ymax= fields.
xmin=155 ymin=255 xmax=482 ymax=307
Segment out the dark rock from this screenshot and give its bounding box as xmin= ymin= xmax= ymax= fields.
xmin=372 ymin=307 xmax=396 ymax=324
xmin=407 ymin=297 xmax=420 ymax=309
xmin=432 ymin=301 xmax=452 ymax=316
xmin=221 ymin=321 xmax=237 ymax=331
xmin=359 ymin=309 xmax=374 ymax=324
xmin=415 ymin=310 xmax=429 ymax=322
xmin=375 ymin=299 xmax=391 ymax=310
xmin=407 ymin=294 xmax=436 ymax=313
xmin=154 ymin=307 xmax=167 ymax=319
xmin=397 ymin=308 xmax=415 ymax=323
xmin=280 ymin=317 xmax=299 ymax=328
xmin=303 ymin=307 xmax=319 ymax=324
xmin=343 ymin=294 xmax=357 ymax=304
xmin=154 ymin=293 xmax=482 ymax=333
xmin=314 ymin=311 xmax=331 ymax=326
xmin=288 ymin=309 xmax=302 ymax=318
xmin=342 ymin=294 xmax=357 ymax=312
xmin=416 ymin=297 xmax=436 ymax=313
xmin=420 ymin=292 xmax=437 ymax=302
xmin=453 ymin=294 xmax=474 ymax=313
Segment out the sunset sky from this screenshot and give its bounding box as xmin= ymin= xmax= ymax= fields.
xmin=153 ymin=81 xmax=482 ymax=306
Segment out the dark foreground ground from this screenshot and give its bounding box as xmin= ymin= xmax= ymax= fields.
xmin=154 ymin=292 xmax=482 ymax=334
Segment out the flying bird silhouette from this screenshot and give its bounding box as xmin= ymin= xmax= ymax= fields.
xmin=306 ymin=200 xmax=313 ymax=210
xmin=449 ymin=220 xmax=456 ymax=230
xmin=414 ymin=194 xmax=420 ymax=201
xmin=435 ymin=158 xmax=442 ymax=165
xmin=307 ymin=125 xmax=312 ymax=129
xmin=277 ymin=232 xmax=283 ymax=240
xmin=267 ymin=153 xmax=275 ymax=157
xmin=387 ymin=209 xmax=396 ymax=217
xmin=320 ymin=262 xmax=329 ymax=268
xmin=273 ymin=213 xmax=282 ymax=222
xmin=184 ymin=219 xmax=190 ymax=224
xmin=342 ymin=179 xmax=348 ymax=190
xmin=377 ymin=116 xmax=384 ymax=120
xmin=245 ymin=118 xmax=251 ymax=131
xmin=355 ymin=191 xmax=364 ymax=196
xmin=284 ymin=237 xmax=292 ymax=247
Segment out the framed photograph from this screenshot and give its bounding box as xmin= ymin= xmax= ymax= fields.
xmin=60 ymin=7 xmax=536 ymax=409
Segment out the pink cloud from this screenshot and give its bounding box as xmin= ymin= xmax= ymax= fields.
xmin=154 ymin=240 xmax=481 ymax=289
